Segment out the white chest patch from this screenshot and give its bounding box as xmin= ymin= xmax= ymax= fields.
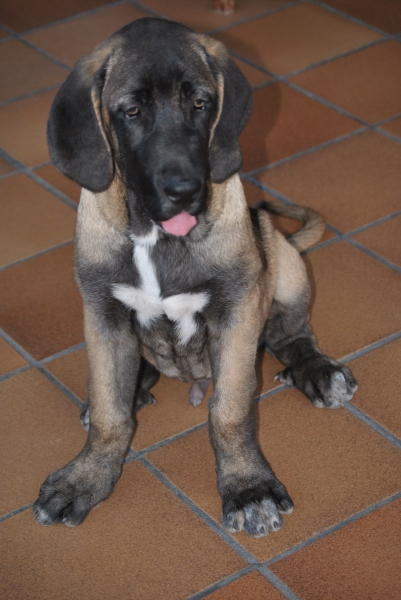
xmin=112 ymin=228 xmax=209 ymax=345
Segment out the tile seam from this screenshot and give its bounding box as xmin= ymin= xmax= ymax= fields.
xmin=0 ymin=83 xmax=64 ymax=109
xmin=0 ymin=502 xmax=34 ymax=524
xmin=311 ymin=0 xmax=396 ymax=36
xmin=186 ymin=565 xmax=257 ymax=600
xmin=0 ymin=364 xmax=32 ymax=383
xmin=344 ymin=237 xmax=401 ymax=274
xmin=339 ymin=331 xmax=401 ymax=364
xmin=0 ymin=241 xmax=73 ymax=273
xmin=344 ymin=404 xmax=401 ymax=451
xmin=39 ymin=341 xmax=87 ymax=365
xmin=257 ymin=565 xmax=301 ymax=600
xmin=138 ymin=456 xmax=260 ymax=564
xmin=265 ymin=491 xmax=401 ymax=567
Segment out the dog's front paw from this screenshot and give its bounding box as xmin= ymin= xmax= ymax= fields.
xmin=33 ymin=459 xmax=120 ymax=527
xmin=275 ymin=356 xmax=358 ymax=409
xmin=221 ymin=478 xmax=293 ymax=538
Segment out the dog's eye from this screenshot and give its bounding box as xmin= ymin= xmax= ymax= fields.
xmin=193 ymin=99 xmax=206 ymax=110
xmin=125 ymin=107 xmax=140 ymax=119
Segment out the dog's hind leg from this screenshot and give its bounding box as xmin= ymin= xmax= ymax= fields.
xmin=264 ymin=233 xmax=357 ymax=408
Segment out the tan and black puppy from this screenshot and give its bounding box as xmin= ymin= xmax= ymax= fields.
xmin=33 ymin=18 xmax=357 ymax=538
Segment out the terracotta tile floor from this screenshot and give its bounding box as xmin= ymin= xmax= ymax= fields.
xmin=0 ymin=1 xmax=400 ymax=599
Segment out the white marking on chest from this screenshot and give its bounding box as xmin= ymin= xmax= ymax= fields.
xmin=112 ymin=228 xmax=209 ymax=345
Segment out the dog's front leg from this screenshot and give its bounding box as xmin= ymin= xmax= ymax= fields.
xmin=34 ymin=304 xmax=139 ymax=526
xmin=208 ymin=290 xmax=294 ymax=538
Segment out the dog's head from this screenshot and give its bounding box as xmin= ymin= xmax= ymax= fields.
xmin=48 ymin=18 xmax=252 ymax=236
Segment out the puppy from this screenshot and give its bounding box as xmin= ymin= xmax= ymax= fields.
xmin=33 ymin=18 xmax=357 ymax=537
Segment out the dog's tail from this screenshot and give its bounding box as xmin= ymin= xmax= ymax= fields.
xmin=257 ymin=200 xmax=325 ymax=252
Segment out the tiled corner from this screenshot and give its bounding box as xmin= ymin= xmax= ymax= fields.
xmin=239 ymin=82 xmax=359 ymax=172
xmin=214 ymin=2 xmax=382 ymax=75
xmin=270 ymin=497 xmax=401 ymax=599
xmin=24 ymin=3 xmax=153 ymax=67
xmin=290 ymin=41 xmax=401 ymax=124
xmin=0 ymin=244 xmax=83 ymax=360
xmin=148 ymin=388 xmax=401 ymax=561
xmin=347 ymin=338 xmax=401 ymax=440
xmin=353 ymin=216 xmax=401 ymax=268
xmin=0 ymin=173 xmax=76 ymax=268
xmin=0 ymin=88 xmax=57 ymax=166
xmin=381 ymin=116 xmax=401 ymax=139
xmin=0 ymin=40 xmax=68 ymax=104
xmin=34 ymin=164 xmax=82 ymax=204
xmin=0 ymin=337 xmax=27 ymax=377
xmin=0 ymin=368 xmax=85 ymax=516
xmin=232 ymin=56 xmax=272 ymax=88
xmin=0 ymin=460 xmax=246 ymax=600
xmin=322 ymin=0 xmax=401 ymax=35
xmin=138 ymin=0 xmax=291 ymax=33
xmin=257 ymin=131 xmax=401 ymax=232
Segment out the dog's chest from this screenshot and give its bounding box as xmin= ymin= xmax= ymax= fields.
xmin=112 ymin=232 xmax=209 ymax=348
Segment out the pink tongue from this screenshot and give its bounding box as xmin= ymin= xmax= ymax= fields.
xmin=160 ymin=212 xmax=197 ymax=236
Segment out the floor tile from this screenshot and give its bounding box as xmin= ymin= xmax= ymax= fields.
xmin=139 ymin=0 xmax=290 ymax=33
xmin=232 ymin=56 xmax=272 ymax=87
xmin=242 ymin=180 xmax=335 ymax=244
xmin=0 ymin=88 xmax=57 ymax=166
xmin=271 ymin=497 xmax=401 ymax=599
xmin=46 ymin=346 xmax=282 ymax=451
xmin=353 ymin=216 xmax=401 ymax=268
xmin=208 ymin=571 xmax=286 ymax=599
xmin=215 ymin=2 xmax=382 ymax=76
xmin=0 ymin=0 xmax=114 ymax=33
xmin=0 ymin=461 xmax=245 ymax=600
xmin=381 ymin=116 xmax=401 ymax=139
xmin=25 ymin=3 xmax=152 ymax=67
xmin=0 ymin=173 xmax=76 ymax=268
xmin=149 ymin=387 xmax=401 ymax=561
xmin=257 ymin=131 xmax=401 ymax=232
xmin=290 ymin=41 xmax=401 ymax=124
xmin=322 ymin=0 xmax=401 ymax=35
xmin=0 ymin=40 xmax=68 ymax=103
xmin=0 ymin=245 xmax=83 ymax=360
xmin=34 ymin=164 xmax=82 ymax=203
xmin=348 ymin=338 xmax=401 ymax=440
xmin=0 ymin=338 xmax=27 ymax=377
xmin=306 ymin=242 xmax=401 ymax=359
xmin=0 ymin=369 xmax=85 ymax=516
xmin=240 ymin=82 xmax=358 ymax=172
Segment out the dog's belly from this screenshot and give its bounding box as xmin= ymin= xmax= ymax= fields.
xmin=139 ymin=324 xmax=212 ymax=382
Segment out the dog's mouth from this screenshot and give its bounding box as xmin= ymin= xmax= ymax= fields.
xmin=160 ymin=212 xmax=198 ymax=236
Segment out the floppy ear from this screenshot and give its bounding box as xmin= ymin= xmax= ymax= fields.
xmin=47 ymin=54 xmax=114 ymax=192
xmin=199 ymin=38 xmax=253 ymax=183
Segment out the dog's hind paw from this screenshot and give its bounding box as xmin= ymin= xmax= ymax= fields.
xmin=276 ymin=357 xmax=358 ymax=409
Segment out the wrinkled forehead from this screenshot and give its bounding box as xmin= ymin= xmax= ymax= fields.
xmin=103 ymin=32 xmax=218 ymax=107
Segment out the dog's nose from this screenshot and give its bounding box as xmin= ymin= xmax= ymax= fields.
xmin=162 ymin=176 xmax=202 ymax=205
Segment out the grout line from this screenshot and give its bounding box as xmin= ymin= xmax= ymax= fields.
xmin=345 ymin=237 xmax=401 ymax=274
xmin=375 ymin=126 xmax=401 ymax=146
xmin=0 ymin=364 xmax=32 ymax=383
xmin=254 ymin=383 xmax=286 ymax=404
xmin=137 ymin=421 xmax=208 ymax=456
xmin=206 ymin=0 xmax=305 ymax=35
xmin=0 ymin=502 xmax=34 ymax=524
xmin=344 ymin=404 xmax=401 ymax=450
xmin=187 ymin=565 xmax=257 ymax=600
xmin=139 ymin=456 xmax=259 ymax=564
xmin=311 ymin=0 xmax=393 ymax=36
xmin=302 ymin=235 xmax=341 ymax=255
xmin=0 ymin=148 xmax=78 ymax=211
xmin=339 ymin=331 xmax=401 ymax=364
xmin=265 ymin=491 xmax=401 ymax=567
xmin=0 ymin=241 xmax=73 ymax=273
xmin=245 ymin=127 xmax=367 ymax=177
xmin=40 ymin=341 xmax=87 ymax=365
xmin=347 ymin=210 xmax=401 ymax=237
xmin=0 ymin=169 xmax=19 ymax=181
xmin=0 ymin=84 xmax=64 ymax=109
xmin=264 ymin=492 xmax=401 ymax=567
xmin=128 ymin=0 xmax=165 ymax=18
xmin=18 ymin=0 xmax=126 ymax=36
xmin=16 ymin=37 xmax=72 ymax=70
xmin=257 ymin=565 xmax=301 ymax=600
xmin=0 ymin=328 xmax=84 ymax=409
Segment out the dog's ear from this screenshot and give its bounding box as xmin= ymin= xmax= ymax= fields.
xmin=196 ymin=36 xmax=253 ymax=183
xmin=47 ymin=49 xmax=115 ymax=192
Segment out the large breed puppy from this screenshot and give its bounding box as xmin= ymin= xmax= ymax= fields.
xmin=34 ymin=18 xmax=357 ymax=537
